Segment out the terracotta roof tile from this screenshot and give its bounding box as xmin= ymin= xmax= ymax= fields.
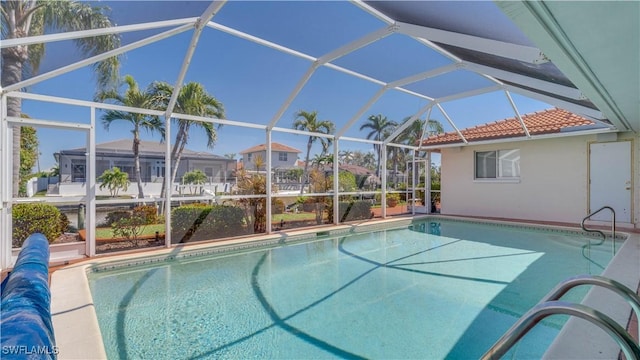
xmin=239 ymin=142 xmax=302 ymax=154
xmin=420 ymin=108 xmax=598 ymax=146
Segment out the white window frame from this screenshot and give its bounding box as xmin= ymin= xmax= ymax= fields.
xmin=278 ymin=152 xmax=288 ymax=162
xmin=474 ymin=149 xmax=521 ymax=183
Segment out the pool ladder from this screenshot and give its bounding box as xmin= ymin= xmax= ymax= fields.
xmin=481 ymin=274 xmax=640 ymax=360
xmin=581 ymin=205 xmax=616 ymax=254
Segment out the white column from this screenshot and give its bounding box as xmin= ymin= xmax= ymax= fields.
xmin=266 ymin=130 xmax=272 ymax=234
xmin=333 ymin=141 xmax=339 ymax=225
xmin=381 ymin=144 xmax=387 ymax=218
xmin=412 ymin=155 xmax=416 ymax=216
xmin=86 ymin=108 xmax=96 ymax=256
xmin=0 ymin=95 xmax=11 ymax=269
xmin=426 ymin=152 xmax=432 ymax=214
xmin=164 ymin=115 xmax=172 ymax=247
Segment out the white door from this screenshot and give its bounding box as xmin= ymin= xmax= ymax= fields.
xmin=589 ymin=141 xmax=632 ymax=222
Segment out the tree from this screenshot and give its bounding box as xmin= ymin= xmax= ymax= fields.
xmin=311 ymin=153 xmax=332 ymax=168
xmin=360 ymin=114 xmax=397 ymax=176
xmin=224 ymin=153 xmax=236 ymax=160
xmin=98 ymin=167 xmax=129 ymax=197
xmin=292 ymin=110 xmax=335 ymax=194
xmin=151 ymin=81 xmax=225 ymax=204
xmin=19 ymin=125 xmax=38 ymax=196
xmin=338 ymin=150 xmax=354 ymax=164
xmin=182 ymin=169 xmax=207 ymax=195
xmin=2 ymin=0 xmax=121 ymax=197
xmin=96 ymin=75 xmax=164 ymax=199
xmin=235 ymin=154 xmax=270 ymax=233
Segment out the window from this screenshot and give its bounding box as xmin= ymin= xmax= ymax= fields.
xmin=278 ymin=152 xmax=288 ymax=162
xmin=247 ymin=153 xmax=253 ymax=162
xmin=475 ymin=149 xmax=520 ymax=179
xmin=71 ymin=160 xmax=85 ymax=182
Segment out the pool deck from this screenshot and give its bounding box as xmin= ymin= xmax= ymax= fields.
xmin=48 ymin=215 xmax=640 ymax=359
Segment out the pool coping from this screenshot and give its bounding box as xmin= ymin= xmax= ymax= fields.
xmin=49 ymin=215 xmax=639 ymax=359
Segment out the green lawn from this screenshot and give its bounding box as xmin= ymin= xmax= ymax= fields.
xmin=271 ymin=212 xmax=318 ymax=222
xmin=96 ymin=223 xmax=165 ymax=239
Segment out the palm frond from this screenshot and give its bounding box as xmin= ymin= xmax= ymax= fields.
xmin=39 ymin=1 xmax=120 ymax=91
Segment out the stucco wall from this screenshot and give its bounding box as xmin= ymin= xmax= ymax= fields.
xmin=243 ymin=150 xmax=297 ymax=170
xmin=441 ymin=135 xmax=595 ymax=224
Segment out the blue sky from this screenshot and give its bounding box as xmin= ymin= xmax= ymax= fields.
xmin=20 ymin=1 xmax=553 ymax=171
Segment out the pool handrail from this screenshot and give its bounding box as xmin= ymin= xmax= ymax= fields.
xmin=481 ymin=274 xmax=640 ymax=360
xmin=581 ymin=205 xmax=616 ymax=254
xmin=480 ymin=301 xmax=639 ymax=360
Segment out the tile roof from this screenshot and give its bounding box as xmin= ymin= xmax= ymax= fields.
xmin=239 ymin=142 xmax=302 ymax=154
xmin=420 ymin=108 xmax=599 ymax=146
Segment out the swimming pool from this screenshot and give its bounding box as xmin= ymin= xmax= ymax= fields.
xmin=86 ymin=218 xmax=623 ymax=359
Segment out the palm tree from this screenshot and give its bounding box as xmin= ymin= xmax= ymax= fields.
xmin=151 ymin=81 xmax=225 ymax=202
xmin=360 ymin=114 xmax=397 ymax=176
xmin=98 ymin=167 xmax=129 ymax=197
xmin=96 ymin=75 xmax=164 ymax=199
xmin=292 ymin=110 xmax=335 ymax=194
xmin=2 ymin=0 xmax=121 ymax=196
xmin=339 ymin=150 xmax=354 ymax=164
xmin=400 ymin=116 xmax=445 ymax=146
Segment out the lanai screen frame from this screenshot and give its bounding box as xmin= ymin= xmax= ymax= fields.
xmin=0 ymin=0 xmax=616 ymax=270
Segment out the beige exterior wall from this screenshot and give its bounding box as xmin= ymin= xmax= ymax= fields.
xmin=440 ymin=132 xmax=638 ymax=226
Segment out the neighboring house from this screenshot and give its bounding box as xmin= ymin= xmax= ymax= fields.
xmin=239 ymin=143 xmax=302 ymax=186
xmin=420 ymin=108 xmax=638 ymax=227
xmin=53 ymin=139 xmax=236 ymax=196
xmin=240 ymin=142 xmax=301 ymax=170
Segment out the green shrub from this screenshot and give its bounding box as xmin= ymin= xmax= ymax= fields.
xmin=59 ymin=213 xmax=71 ymax=234
xmin=431 ymin=182 xmax=441 ymax=203
xmin=272 ymin=199 xmax=285 ymax=214
xmin=302 ymin=197 xmax=317 ymax=212
xmin=105 ymin=211 xmax=131 ymax=226
xmin=133 ymin=205 xmax=159 ymax=225
xmin=111 ymin=215 xmax=147 ymax=244
xmin=171 ymin=204 xmax=246 ymax=243
xmin=195 ymin=206 xmax=246 ymax=240
xmin=328 ymin=200 xmax=372 ymax=223
xmin=12 ymin=203 xmax=65 ymax=247
xmin=171 ymin=205 xmax=208 ymax=243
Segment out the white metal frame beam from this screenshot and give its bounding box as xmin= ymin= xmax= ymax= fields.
xmin=383 ymin=102 xmax=434 ymax=145
xmin=0 ymin=17 xmax=198 ymax=49
xmin=335 ymin=87 xmax=387 ymax=138
xmin=2 ymin=24 xmax=194 ymax=94
xmin=267 ymin=25 xmax=397 ymax=129
xmin=502 ymin=84 xmax=608 ymax=124
xmin=163 ymin=0 xmax=227 ymax=247
xmin=436 ymin=103 xmax=468 ymax=144
xmin=462 ymin=62 xmax=585 ymax=100
xmin=395 ymin=21 xmax=549 ymax=64
xmin=435 ymin=85 xmax=503 ymax=104
xmin=417 ymin=107 xmax=434 ymax=150
xmin=504 ymin=91 xmax=531 ymax=138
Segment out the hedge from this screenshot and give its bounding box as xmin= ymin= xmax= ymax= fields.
xmin=12 ymin=203 xmax=68 ymax=247
xmin=328 ymin=200 xmax=372 ymax=223
xmin=171 ymin=204 xmax=246 ymax=243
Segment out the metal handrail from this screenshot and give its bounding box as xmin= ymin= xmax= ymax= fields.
xmin=481 ymin=274 xmax=640 ymax=359
xmin=541 ymin=274 xmax=640 ymax=341
xmin=581 ymin=206 xmax=616 ymax=254
xmin=480 ymin=301 xmax=640 ymax=360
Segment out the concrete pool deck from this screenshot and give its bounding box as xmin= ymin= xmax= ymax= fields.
xmin=49 ymin=215 xmax=640 ymax=359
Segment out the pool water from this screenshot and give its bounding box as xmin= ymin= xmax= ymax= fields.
xmin=89 ymin=220 xmax=621 ymax=359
